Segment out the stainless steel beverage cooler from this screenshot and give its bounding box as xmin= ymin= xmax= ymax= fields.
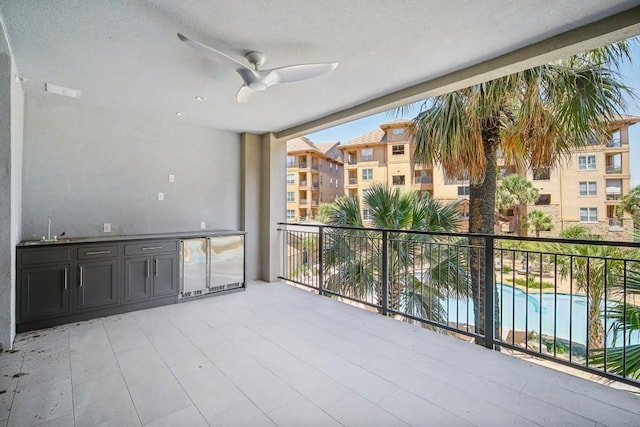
xmin=179 ymin=234 xmax=245 ymax=299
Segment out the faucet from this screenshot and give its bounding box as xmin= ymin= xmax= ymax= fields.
xmin=41 ymin=218 xmax=58 ymax=241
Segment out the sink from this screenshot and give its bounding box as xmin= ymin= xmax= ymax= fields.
xmin=22 ymin=239 xmax=72 ymax=246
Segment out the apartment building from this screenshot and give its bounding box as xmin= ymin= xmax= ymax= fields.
xmin=286 ymin=137 xmax=344 ymax=221
xmin=337 ymin=117 xmax=639 ymax=239
xmin=523 ymin=115 xmax=640 ymax=239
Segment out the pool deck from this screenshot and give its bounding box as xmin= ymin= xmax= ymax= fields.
xmin=1 ymin=281 xmax=639 ymax=426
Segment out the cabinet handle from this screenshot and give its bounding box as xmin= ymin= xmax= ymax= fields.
xmin=79 ymin=266 xmax=84 ymax=287
xmin=154 ymin=258 xmax=158 ymax=276
xmin=145 ymin=260 xmax=149 ymax=277
xmin=142 ymin=246 xmax=163 ymax=251
xmin=86 ymin=250 xmax=111 ymax=255
xmin=64 ymin=268 xmax=68 ymax=290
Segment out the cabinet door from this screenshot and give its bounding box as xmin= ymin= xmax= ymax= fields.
xmin=124 ymin=257 xmax=152 ymax=302
xmin=77 ymin=260 xmax=118 ymax=311
xmin=20 ymin=264 xmax=71 ymax=322
xmin=153 ymin=254 xmax=178 ymax=297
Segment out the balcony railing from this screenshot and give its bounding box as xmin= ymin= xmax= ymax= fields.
xmin=414 ymin=176 xmax=433 ymax=184
xmin=609 ymin=217 xmax=624 ymax=228
xmin=311 ymin=200 xmax=319 ymax=206
xmin=606 ymin=140 xmax=622 ymax=148
xmin=311 ymin=181 xmax=319 ymax=189
xmin=279 ymin=222 xmax=640 ymax=388
xmin=606 ymin=194 xmax=622 ymax=201
xmin=606 ymin=165 xmax=622 ymax=174
xmin=348 ymin=177 xmax=357 ymax=185
xmin=299 ymin=162 xmax=308 ymax=169
xmin=299 ymin=199 xmax=308 ymax=205
xmin=311 ymin=164 xmax=319 ymax=170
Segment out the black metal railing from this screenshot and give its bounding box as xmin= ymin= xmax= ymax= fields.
xmin=278 ymin=222 xmax=640 ymax=387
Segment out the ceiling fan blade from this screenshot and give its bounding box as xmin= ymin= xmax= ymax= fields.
xmin=262 ymin=62 xmax=338 ymax=86
xmin=237 ymin=85 xmax=254 ymax=103
xmin=177 ymin=33 xmax=252 ymax=72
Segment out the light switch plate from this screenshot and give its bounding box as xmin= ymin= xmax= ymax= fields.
xmin=158 ymin=192 xmax=164 ymax=201
xmin=103 ymin=223 xmax=111 ymax=233
xmin=168 ymin=174 xmax=175 ymax=183
xmin=200 ymin=221 xmax=206 ymax=230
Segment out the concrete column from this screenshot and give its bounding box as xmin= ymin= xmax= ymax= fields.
xmin=240 ymin=132 xmax=261 ymax=281
xmin=260 ymin=133 xmax=285 ymax=282
xmin=0 ymin=23 xmax=23 ymax=350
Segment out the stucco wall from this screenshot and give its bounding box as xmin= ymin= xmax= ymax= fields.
xmin=21 ymin=94 xmax=241 ymax=238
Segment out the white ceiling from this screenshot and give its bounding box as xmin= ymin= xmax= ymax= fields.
xmin=0 ymin=1 xmax=639 ymax=135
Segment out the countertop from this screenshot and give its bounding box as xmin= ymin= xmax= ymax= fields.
xmin=17 ymin=229 xmax=246 ymax=247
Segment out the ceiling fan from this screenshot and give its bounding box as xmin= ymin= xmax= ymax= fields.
xmin=177 ymin=33 xmax=339 ymax=103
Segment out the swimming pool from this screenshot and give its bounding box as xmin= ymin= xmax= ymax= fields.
xmin=443 ymin=284 xmax=640 ymax=347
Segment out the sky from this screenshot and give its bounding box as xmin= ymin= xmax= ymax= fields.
xmin=306 ymin=40 xmax=640 ymax=187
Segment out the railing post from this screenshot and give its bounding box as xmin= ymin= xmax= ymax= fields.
xmin=381 ymin=230 xmax=389 ymax=315
xmin=484 ymin=235 xmax=495 ymax=349
xmin=318 ymin=226 xmax=324 ymax=296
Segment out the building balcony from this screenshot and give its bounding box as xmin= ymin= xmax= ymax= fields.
xmin=299 ymin=198 xmax=308 ymax=205
xmin=311 ymin=199 xmax=319 ymax=206
xmin=299 ymin=162 xmax=308 ymax=169
xmin=5 ymin=277 xmax=639 ymax=426
xmin=348 ymin=177 xmax=357 ymax=185
xmin=347 ymin=158 xmax=357 ymax=165
xmin=606 ymin=140 xmax=622 ymax=148
xmin=606 ymin=165 xmax=623 ymax=174
xmin=299 ymin=181 xmax=308 ymax=188
xmin=280 ymin=222 xmax=640 ymax=395
xmin=311 ymin=181 xmax=319 ymax=189
xmin=311 ymin=163 xmax=319 ymax=170
xmin=606 ymin=193 xmax=622 ymax=201
xmin=609 ymin=217 xmax=624 ymax=230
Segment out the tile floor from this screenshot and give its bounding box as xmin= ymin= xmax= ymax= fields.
xmin=1 ymin=281 xmax=639 ymax=426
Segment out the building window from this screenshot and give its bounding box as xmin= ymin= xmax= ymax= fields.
xmin=392 ymin=175 xmax=405 ymax=185
xmin=362 ymin=208 xmax=372 ymax=221
xmin=535 ymin=194 xmax=551 ymax=205
xmin=286 ymin=192 xmax=295 ymax=202
xmin=609 ymin=130 xmax=621 ymax=147
xmin=458 ymin=186 xmax=470 ymax=196
xmin=392 ymin=145 xmax=405 ymax=155
xmin=286 ymin=173 xmax=295 ymax=184
xmin=362 ymin=168 xmax=373 ymax=181
xmin=286 ymin=156 xmax=295 ymax=167
xmin=579 ymin=207 xmax=597 ymax=223
xmin=533 ymin=168 xmax=550 ymax=180
xmin=361 ymin=148 xmax=374 ymax=161
xmin=320 ymin=176 xmax=323 ymax=185
xmin=329 ymin=177 xmax=332 ymax=184
xmin=578 ymin=155 xmax=596 ymax=170
xmin=392 ymin=128 xmax=404 ymax=135
xmin=336 ymin=180 xmax=339 ymax=188
xmin=286 ymin=210 xmax=295 ymax=220
xmin=579 ymin=181 xmax=597 ymax=196
xmin=444 ymin=170 xmax=469 ymax=185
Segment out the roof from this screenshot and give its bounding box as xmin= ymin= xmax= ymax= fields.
xmin=287 ymin=137 xmax=322 ymax=154
xmin=287 ymin=137 xmax=343 ymax=163
xmin=339 ymin=128 xmax=386 ymax=148
xmin=609 ymin=115 xmax=640 ymax=126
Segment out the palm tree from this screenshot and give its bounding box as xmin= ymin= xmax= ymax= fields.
xmin=590 ymin=261 xmax=640 ymax=380
xmin=527 ymin=209 xmax=553 ymax=238
xmin=554 ymin=226 xmax=627 ymax=351
xmin=407 ymin=42 xmax=631 ymax=337
xmin=322 ymin=183 xmax=469 ymax=323
xmin=496 ymin=174 xmax=539 ymax=236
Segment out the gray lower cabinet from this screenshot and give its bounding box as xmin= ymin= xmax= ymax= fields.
xmin=123 ymin=240 xmax=179 ymax=303
xmin=20 ymin=264 xmax=71 ymax=322
xmin=77 ymin=259 xmax=118 ymax=311
xmin=153 ymin=253 xmax=178 ymax=297
xmin=124 ymin=256 xmax=153 ymax=302
xmin=17 ymin=233 xmax=241 ymax=332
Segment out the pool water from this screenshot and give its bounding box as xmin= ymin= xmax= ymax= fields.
xmin=443 ymin=284 xmax=640 ymax=347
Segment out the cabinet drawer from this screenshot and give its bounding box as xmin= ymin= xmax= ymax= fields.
xmin=124 ymin=240 xmax=178 ymax=256
xmin=20 ymin=247 xmax=72 ymax=266
xmin=78 ymin=245 xmax=118 ymax=260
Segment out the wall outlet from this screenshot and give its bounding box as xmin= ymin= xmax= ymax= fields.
xmin=200 ymin=221 xmax=206 ymax=230
xmin=157 ymin=192 xmax=164 ymax=201
xmin=168 ymin=174 xmax=175 ymax=183
xmin=103 ymin=223 xmax=111 ymax=233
